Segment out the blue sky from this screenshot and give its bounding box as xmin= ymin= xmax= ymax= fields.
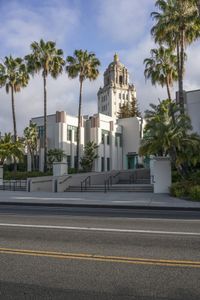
xmin=0 ymin=0 xmax=200 ymax=134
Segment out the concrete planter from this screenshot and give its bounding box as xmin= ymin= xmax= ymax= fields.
xmin=53 ymin=162 xmax=68 ymax=177
xmin=0 ymin=165 xmax=3 ymax=185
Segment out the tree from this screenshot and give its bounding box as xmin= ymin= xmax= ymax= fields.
xmin=144 ymin=46 xmax=178 ymax=100
xmin=0 ymin=56 xmax=29 ymax=142
xmin=24 ymin=122 xmax=38 ymax=171
xmin=151 ymin=0 xmax=200 ymax=112
xmin=139 ymin=99 xmax=200 ymax=177
xmin=47 ymin=148 xmax=66 ymax=170
xmin=118 ymin=98 xmax=141 ymax=119
xmin=25 ymin=39 xmax=65 ymax=172
xmin=80 ymin=141 xmax=98 ymax=172
xmin=0 ymin=133 xmax=24 ymax=166
xmin=66 ymin=50 xmax=100 ymax=171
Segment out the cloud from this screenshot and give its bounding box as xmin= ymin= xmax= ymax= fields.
xmin=97 ymin=0 xmax=154 ymax=44
xmin=0 ymin=0 xmax=80 ymax=56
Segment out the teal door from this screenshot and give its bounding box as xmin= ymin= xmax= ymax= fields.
xmin=127 ymin=155 xmax=138 ymax=169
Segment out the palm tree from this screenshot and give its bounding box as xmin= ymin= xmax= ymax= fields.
xmin=25 ymin=39 xmax=65 ymax=172
xmin=0 ymin=56 xmax=29 ymax=142
xmin=0 ymin=133 xmax=24 ymax=165
xmin=144 ymin=46 xmax=178 ymax=101
xmin=24 ymin=122 xmax=38 ymax=171
xmin=151 ymin=0 xmax=200 ymax=112
xmin=66 ymin=50 xmax=100 ymax=171
xmin=139 ymin=99 xmax=200 ymax=177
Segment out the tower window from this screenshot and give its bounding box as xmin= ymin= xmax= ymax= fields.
xmin=123 ymin=93 xmax=125 ymax=100
xmin=126 ymin=94 xmax=129 ymax=100
xmin=119 ymin=75 xmax=123 ymax=84
xmin=119 ymin=93 xmax=121 ymax=99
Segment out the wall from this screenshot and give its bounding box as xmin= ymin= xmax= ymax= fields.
xmin=118 ymin=117 xmax=141 ymax=169
xmin=185 ymin=90 xmax=200 ymax=135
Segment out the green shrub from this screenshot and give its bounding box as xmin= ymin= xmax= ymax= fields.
xmin=170 ymin=181 xmax=191 ymax=198
xmin=189 ymin=185 xmax=200 ymax=201
xmin=4 ymin=171 xmax=52 ymax=180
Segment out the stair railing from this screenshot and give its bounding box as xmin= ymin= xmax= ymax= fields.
xmin=104 ymin=174 xmax=113 ymax=193
xmin=81 ymin=176 xmax=91 ymax=192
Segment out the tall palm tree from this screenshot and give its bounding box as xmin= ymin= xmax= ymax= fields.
xmin=0 ymin=56 xmax=29 ymax=142
xmin=151 ymin=0 xmax=200 ymax=112
xmin=25 ymin=39 xmax=65 ymax=172
xmin=144 ymin=46 xmax=178 ymax=100
xmin=66 ymin=50 xmax=100 ymax=171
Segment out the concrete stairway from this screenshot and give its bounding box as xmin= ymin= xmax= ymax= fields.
xmin=66 ymin=184 xmax=153 ymax=193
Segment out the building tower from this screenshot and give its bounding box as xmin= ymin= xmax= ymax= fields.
xmin=97 ymin=54 xmax=136 ymax=118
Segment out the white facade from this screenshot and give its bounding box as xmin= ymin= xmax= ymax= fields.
xmin=30 ymin=55 xmax=143 ymax=172
xmin=31 ymin=111 xmax=85 ymax=171
xmin=31 ymin=111 xmax=142 ymax=172
xmin=184 ymin=89 xmax=200 ymax=135
xmin=98 ymin=54 xmax=136 ymax=118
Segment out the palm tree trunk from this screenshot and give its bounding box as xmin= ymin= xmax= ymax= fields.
xmin=176 ymin=42 xmax=181 ymax=104
xmin=166 ymin=77 xmax=172 ymax=100
xmin=43 ymin=72 xmax=48 ymax=172
xmin=11 ymin=85 xmax=17 ymax=142
xmin=76 ymin=79 xmax=83 ymax=172
xmin=11 ymin=85 xmax=17 ymax=172
xmin=179 ymin=30 xmax=185 ymax=114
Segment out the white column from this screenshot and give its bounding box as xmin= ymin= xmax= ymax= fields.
xmin=151 ymin=157 xmax=171 ymax=193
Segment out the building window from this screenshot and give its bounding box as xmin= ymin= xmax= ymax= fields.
xmin=37 ymin=126 xmax=44 ymax=138
xmin=67 ymin=125 xmax=72 ymax=141
xmin=67 ymin=155 xmax=71 ymax=168
xmin=126 ymin=94 xmax=129 ymax=100
xmin=123 ymin=93 xmax=125 ymax=100
xmin=119 ymin=93 xmax=121 ymax=99
xmin=115 ymin=133 xmax=122 ymax=147
xmin=107 ymin=134 xmax=110 ymax=145
xmin=102 ymin=130 xmax=109 ymax=144
xmin=101 ymin=157 xmax=104 ymax=172
xmin=107 ymin=158 xmax=110 ymax=171
xmin=74 ymin=127 xmax=77 ymax=142
xmin=67 ymin=125 xmax=77 ymax=142
xmin=119 ymin=75 xmax=123 ymax=84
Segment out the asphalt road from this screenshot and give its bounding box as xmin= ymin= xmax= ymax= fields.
xmin=0 ymin=205 xmax=200 ymax=299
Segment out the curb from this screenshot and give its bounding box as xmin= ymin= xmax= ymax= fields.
xmin=0 ymin=201 xmax=200 ymax=211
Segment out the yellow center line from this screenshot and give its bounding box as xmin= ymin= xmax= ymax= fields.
xmin=0 ymin=247 xmax=199 ymax=268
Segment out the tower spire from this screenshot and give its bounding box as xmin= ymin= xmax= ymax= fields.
xmin=114 ymin=53 xmax=119 ymax=63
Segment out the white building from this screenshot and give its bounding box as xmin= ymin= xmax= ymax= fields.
xmin=30 ymin=55 xmax=143 ymax=172
xmin=184 ymin=89 xmax=200 ymax=135
xmin=98 ymin=54 xmax=136 ymax=118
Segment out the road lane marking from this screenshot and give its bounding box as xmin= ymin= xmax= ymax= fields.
xmin=0 ymin=223 xmax=200 ymax=236
xmin=0 ymin=247 xmax=199 ymax=268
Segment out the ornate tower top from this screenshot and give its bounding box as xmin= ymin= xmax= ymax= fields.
xmin=114 ymin=53 xmax=119 ymax=63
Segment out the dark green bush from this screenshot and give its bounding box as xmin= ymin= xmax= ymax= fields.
xmin=4 ymin=171 xmax=52 ymax=180
xmin=170 ymin=181 xmax=190 ymax=198
xmin=189 ymin=185 xmax=200 ymax=201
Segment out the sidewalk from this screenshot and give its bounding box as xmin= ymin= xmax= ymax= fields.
xmin=0 ymin=190 xmax=200 ymax=210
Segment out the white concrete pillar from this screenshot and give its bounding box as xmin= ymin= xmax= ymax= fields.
xmin=151 ymin=157 xmax=171 ymax=194
xmin=0 ymin=165 xmax=3 ymax=185
xmin=53 ymin=162 xmax=68 ymax=177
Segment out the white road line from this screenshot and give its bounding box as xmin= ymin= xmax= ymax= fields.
xmin=0 ymin=223 xmax=199 ymax=236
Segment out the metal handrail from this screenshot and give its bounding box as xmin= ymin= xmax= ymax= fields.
xmin=58 ymin=175 xmax=72 ymax=185
xmin=104 ymin=174 xmax=113 ymax=193
xmin=81 ymin=176 xmax=91 ymax=192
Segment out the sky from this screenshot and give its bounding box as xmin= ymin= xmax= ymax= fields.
xmin=0 ymin=0 xmax=200 ymax=135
